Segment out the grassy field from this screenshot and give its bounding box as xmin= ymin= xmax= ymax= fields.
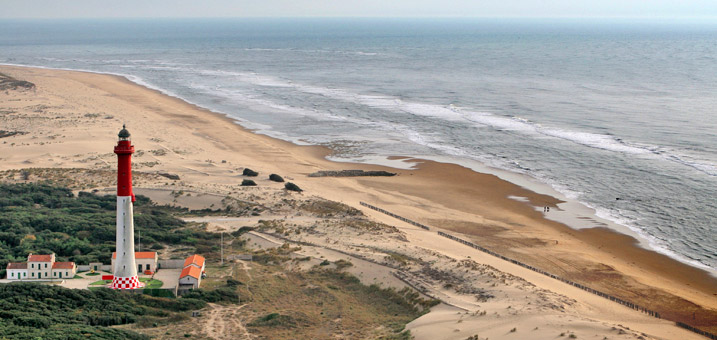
xmin=89 ymin=278 xmax=163 ymax=289
xmin=139 ymin=245 xmax=437 ymax=340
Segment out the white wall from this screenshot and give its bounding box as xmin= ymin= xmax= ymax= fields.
xmin=179 ymin=275 xmax=199 ymax=288
xmin=6 ymin=269 xmax=27 ymax=280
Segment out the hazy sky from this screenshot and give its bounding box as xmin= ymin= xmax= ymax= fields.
xmin=2 ymin=0 xmax=717 ymax=19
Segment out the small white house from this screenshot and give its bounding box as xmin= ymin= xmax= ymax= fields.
xmin=52 ymin=261 xmax=77 ymax=279
xmin=178 ymin=254 xmax=206 ymax=289
xmin=6 ymin=262 xmax=28 ymax=280
xmin=179 ymin=266 xmax=202 ymax=289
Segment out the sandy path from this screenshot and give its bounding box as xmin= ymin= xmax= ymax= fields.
xmin=203 ymin=303 xmax=252 ymax=340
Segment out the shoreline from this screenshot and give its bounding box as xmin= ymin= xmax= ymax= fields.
xmin=5 ymin=61 xmax=709 ymax=275
xmin=1 ymin=64 xmax=715 ymax=335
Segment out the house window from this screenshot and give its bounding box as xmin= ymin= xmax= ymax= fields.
xmin=59 ymin=272 xmax=62 ymax=278
xmin=54 ymin=272 xmax=57 ymax=276
xmin=45 ymin=272 xmax=48 ymax=277
xmin=10 ymin=272 xmax=14 ymax=277
xmin=31 ymin=272 xmax=34 ymax=277
xmin=23 ymin=272 xmax=26 ymax=277
xmin=45 ymin=263 xmax=48 ymax=268
xmin=31 ymin=263 xmax=34 ymax=269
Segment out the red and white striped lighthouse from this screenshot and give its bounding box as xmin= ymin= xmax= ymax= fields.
xmin=111 ymin=125 xmax=144 ymax=289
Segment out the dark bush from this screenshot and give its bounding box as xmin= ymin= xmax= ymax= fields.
xmin=231 ymin=226 xmax=254 ymax=237
xmin=243 ymin=168 xmax=258 ymax=176
xmin=284 ymin=182 xmax=302 ymax=192
xmin=226 ymin=278 xmax=242 ymax=286
xmin=138 ymin=295 xmax=206 ymax=311
xmin=241 ymin=179 xmax=257 ymax=186
xmin=247 ymin=313 xmax=296 ymax=328
xmin=0 ymin=283 xmax=180 ymax=339
xmin=269 ymin=174 xmax=284 ymax=182
xmin=181 ymin=287 xmax=239 ymax=303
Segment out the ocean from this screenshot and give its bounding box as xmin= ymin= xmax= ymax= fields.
xmin=1 ymin=18 xmax=715 ymax=273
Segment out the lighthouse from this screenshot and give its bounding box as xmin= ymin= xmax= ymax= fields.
xmin=111 ymin=125 xmax=143 ymax=289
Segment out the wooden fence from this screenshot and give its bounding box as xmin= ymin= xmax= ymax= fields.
xmin=359 ymin=201 xmax=716 ymax=340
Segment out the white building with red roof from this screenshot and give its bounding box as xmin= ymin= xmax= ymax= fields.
xmin=6 ymin=262 xmax=28 ymax=280
xmin=112 ymin=251 xmax=158 ymax=275
xmin=178 ymin=254 xmax=206 ymax=289
xmin=5 ymin=253 xmax=77 ymax=281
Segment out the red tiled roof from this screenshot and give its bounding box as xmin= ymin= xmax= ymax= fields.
xmin=52 ymin=262 xmax=75 ymax=269
xmin=28 ymin=254 xmax=53 ymax=262
xmin=180 ymin=265 xmax=201 ymax=280
xmin=183 ymin=254 xmax=205 ymax=268
xmin=112 ymin=252 xmax=157 ymax=259
xmin=6 ymin=262 xmax=27 ymax=270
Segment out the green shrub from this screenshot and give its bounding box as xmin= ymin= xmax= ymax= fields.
xmin=247 ymin=313 xmax=296 ymax=328
xmin=182 ymin=287 xmax=239 ymax=303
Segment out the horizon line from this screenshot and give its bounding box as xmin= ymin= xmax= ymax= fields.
xmin=2 ymin=15 xmax=717 ymax=21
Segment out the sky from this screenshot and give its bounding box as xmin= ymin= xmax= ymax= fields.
xmin=1 ymin=0 xmax=716 ymax=19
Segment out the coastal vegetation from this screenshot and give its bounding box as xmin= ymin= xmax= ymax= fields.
xmin=0 ymin=283 xmax=205 ymax=340
xmin=175 ymin=254 xmax=438 ymax=340
xmin=0 ymin=182 xmax=437 ymax=339
xmin=0 ymin=183 xmax=220 ymax=278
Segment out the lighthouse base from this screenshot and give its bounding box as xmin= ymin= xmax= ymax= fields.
xmin=111 ymin=276 xmax=144 ymax=289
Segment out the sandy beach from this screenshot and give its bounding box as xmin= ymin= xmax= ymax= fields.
xmin=1 ymin=65 xmax=715 ymax=339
